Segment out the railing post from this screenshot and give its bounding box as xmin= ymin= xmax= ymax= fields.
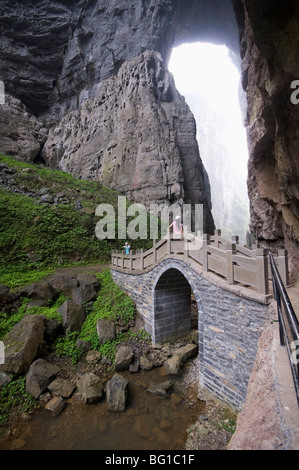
xmin=153 ymin=239 xmax=157 ymax=263
xmin=226 ymin=242 xmax=236 ymax=285
xmin=202 ymin=234 xmax=210 ymax=271
xmin=167 ymin=236 xmax=171 ymax=255
xmin=278 ymin=249 xmax=289 ymax=286
xmin=214 ymin=229 xmax=221 ymax=248
xmin=184 ymin=235 xmax=189 ymax=261
xmin=130 ymin=251 xmax=133 ymax=271
xmin=140 ymin=248 xmax=144 ymax=270
xmin=256 ymin=248 xmax=269 ymax=295
xmin=232 ymin=235 xmax=239 ymax=247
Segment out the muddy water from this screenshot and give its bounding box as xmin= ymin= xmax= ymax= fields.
xmin=1 ymin=358 xmax=204 ymax=450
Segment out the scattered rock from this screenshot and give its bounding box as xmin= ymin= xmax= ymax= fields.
xmin=48 ymin=273 xmax=78 ymax=296
xmin=129 ymin=357 xmax=140 ymax=373
xmin=114 ymin=345 xmax=134 ymax=371
xmin=164 ymin=354 xmax=183 ymax=375
xmin=86 ymin=350 xmax=101 ymax=364
xmin=76 ymin=339 xmax=91 ymax=352
xmin=71 ymin=273 xmax=100 ymax=304
xmin=147 ymin=380 xmax=174 ymax=398
xmin=0 ymin=315 xmax=46 ymax=375
xmin=139 ymin=355 xmax=153 ymax=370
xmin=96 ymin=318 xmax=115 ymax=344
xmin=106 ymin=373 xmax=129 ymax=411
xmin=57 ymin=299 xmax=85 ymax=333
xmin=76 ymin=372 xmax=104 ymax=404
xmin=41 ymin=193 xmax=54 ymax=203
xmin=0 ymin=284 xmax=10 ymax=307
xmin=0 ymin=371 xmax=12 ymax=388
xmin=47 ymin=377 xmax=76 ymax=398
xmin=45 ymin=396 xmax=66 ymax=416
xmin=25 ymin=358 xmax=60 ymax=398
xmin=44 ymin=318 xmax=64 ymax=343
xmin=22 ymin=281 xmax=56 ymax=302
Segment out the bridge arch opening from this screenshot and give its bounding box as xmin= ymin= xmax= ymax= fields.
xmin=153 ymin=267 xmax=198 ymax=344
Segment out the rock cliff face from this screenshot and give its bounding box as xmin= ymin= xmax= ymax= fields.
xmin=43 ymin=50 xmax=214 ymax=231
xmin=0 ymin=0 xmax=298 ymax=273
xmin=233 ymin=0 xmax=299 ymax=278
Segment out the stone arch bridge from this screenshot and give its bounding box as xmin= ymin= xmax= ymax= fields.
xmin=111 ymin=230 xmax=289 ymax=409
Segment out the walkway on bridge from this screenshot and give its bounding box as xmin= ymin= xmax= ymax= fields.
xmin=111 ymin=229 xmax=289 ymax=303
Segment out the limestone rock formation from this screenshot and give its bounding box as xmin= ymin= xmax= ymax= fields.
xmin=232 ymin=0 xmax=299 ymax=278
xmin=0 ymin=0 xmax=299 ymax=274
xmin=43 ymin=50 xmax=213 ymax=230
xmin=0 ymin=95 xmax=47 ymax=162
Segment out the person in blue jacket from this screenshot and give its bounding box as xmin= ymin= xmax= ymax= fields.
xmin=124 ymin=242 xmax=130 ymax=254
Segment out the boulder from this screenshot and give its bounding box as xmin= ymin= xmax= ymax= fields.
xmin=129 ymin=357 xmax=140 ymax=373
xmin=164 ymin=354 xmax=183 ymax=375
xmin=147 ymin=380 xmax=174 ymax=398
xmin=0 ymin=314 xmax=46 ymax=375
xmin=0 ymin=371 xmax=12 ymax=388
xmin=139 ymin=355 xmax=154 ymax=371
xmin=106 ymin=373 xmax=129 ymax=412
xmin=96 ymin=318 xmax=115 ymax=344
xmin=0 ymin=284 xmax=10 ymax=307
xmin=57 ymin=299 xmax=85 ymax=332
xmin=76 ymin=372 xmax=104 ymax=404
xmin=76 ymin=339 xmax=91 ymax=352
xmin=47 ymin=377 xmax=76 ymax=398
xmin=25 ymin=358 xmax=60 ymax=398
xmin=22 ymin=281 xmax=56 ymax=302
xmin=85 ymin=350 xmax=101 ymax=364
xmin=44 ymin=318 xmax=64 ymax=343
xmin=45 ymin=396 xmax=66 ymax=416
xmin=114 ymin=346 xmax=134 ymax=371
xmin=71 ymin=273 xmax=100 ymax=305
xmin=48 ymin=273 xmax=78 ymax=296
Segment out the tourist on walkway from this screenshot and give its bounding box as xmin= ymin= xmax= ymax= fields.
xmin=169 ymin=215 xmax=183 ymax=236
xmin=124 ymin=242 xmax=130 ymax=254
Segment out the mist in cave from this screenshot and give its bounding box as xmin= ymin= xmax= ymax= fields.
xmin=169 ymin=42 xmax=250 ymax=244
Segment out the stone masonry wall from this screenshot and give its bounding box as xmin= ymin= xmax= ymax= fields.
xmin=111 ymin=259 xmax=270 ymax=410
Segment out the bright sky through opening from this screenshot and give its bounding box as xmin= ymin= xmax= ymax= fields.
xmin=168 ymin=42 xmax=248 ymax=174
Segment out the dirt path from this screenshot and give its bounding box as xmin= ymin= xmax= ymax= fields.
xmin=52 ymin=263 xmax=110 ymax=276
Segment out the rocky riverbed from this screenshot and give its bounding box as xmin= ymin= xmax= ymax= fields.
xmin=0 ymin=266 xmax=237 ymax=450
xmin=0 ymin=336 xmax=237 ymax=451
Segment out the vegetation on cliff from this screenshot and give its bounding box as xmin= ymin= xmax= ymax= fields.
xmin=0 ymin=154 xmax=153 ymax=288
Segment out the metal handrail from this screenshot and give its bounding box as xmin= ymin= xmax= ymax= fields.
xmin=269 ymin=253 xmax=299 ymax=406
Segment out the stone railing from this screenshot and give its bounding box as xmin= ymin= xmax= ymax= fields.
xmin=111 ymin=229 xmax=289 ymax=298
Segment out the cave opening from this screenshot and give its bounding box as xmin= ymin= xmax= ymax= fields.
xmin=168 ymin=42 xmax=250 ymax=245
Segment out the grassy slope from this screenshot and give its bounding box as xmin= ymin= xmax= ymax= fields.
xmin=0 ymin=154 xmax=152 ymax=287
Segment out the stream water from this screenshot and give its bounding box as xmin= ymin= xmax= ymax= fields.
xmin=0 ymin=358 xmax=205 ymax=450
